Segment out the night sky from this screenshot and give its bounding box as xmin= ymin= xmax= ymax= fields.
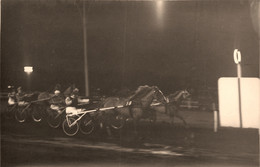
xmin=1 ymin=0 xmax=259 ymax=95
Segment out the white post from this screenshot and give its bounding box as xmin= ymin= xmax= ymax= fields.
xmin=213 ymin=103 xmax=218 ymax=132
xmin=233 ymin=49 xmax=242 ymax=128
xmin=83 ymin=0 xmax=89 ymax=97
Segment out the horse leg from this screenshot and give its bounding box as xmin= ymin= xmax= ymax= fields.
xmin=106 ymin=125 xmax=112 ymax=138
xmin=167 ymin=106 xmax=175 ymax=126
xmin=148 ymin=108 xmax=157 ymax=138
xmin=107 ymin=113 xmax=116 ymax=138
xmin=150 ymin=108 xmax=157 ymax=123
xmin=132 ymin=110 xmax=142 ymax=140
xmin=101 ymin=111 xmax=113 ymax=138
xmin=170 ymin=115 xmax=175 ymax=126
xmin=133 ymin=118 xmax=139 ymax=138
xmin=175 ymin=111 xmax=188 ymax=128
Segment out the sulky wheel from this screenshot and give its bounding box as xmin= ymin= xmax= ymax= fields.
xmin=5 ymin=105 xmax=17 ymax=120
xmin=31 ymin=108 xmax=42 ymax=122
xmin=47 ymin=109 xmax=62 ymax=128
xmin=110 ymin=115 xmax=125 ymax=130
xmin=79 ymin=115 xmax=95 ymax=135
xmin=15 ymin=107 xmax=27 ymax=123
xmin=62 ymin=117 xmax=79 ymax=136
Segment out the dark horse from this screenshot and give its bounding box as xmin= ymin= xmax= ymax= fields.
xmin=30 ymin=91 xmax=55 ymax=122
xmin=151 ymin=89 xmax=191 ymax=127
xmin=101 ymin=85 xmax=167 ymax=136
xmin=37 ymin=84 xmax=74 ymax=106
xmin=33 ymin=86 xmax=69 ymax=123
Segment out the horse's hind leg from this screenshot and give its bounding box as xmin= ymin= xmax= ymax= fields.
xmin=175 ymin=112 xmax=188 ymax=128
xmin=149 ymin=109 xmax=157 ymax=138
xmin=132 ymin=112 xmax=142 ymax=140
xmin=100 ymin=111 xmax=113 ymax=138
xmin=133 ymin=119 xmax=139 ymax=137
xmin=106 ymin=126 xmax=112 ymax=138
xmin=167 ymin=107 xmax=175 ymax=126
xmin=148 ymin=108 xmax=157 ymax=123
xmin=170 ymin=115 xmax=174 ymax=126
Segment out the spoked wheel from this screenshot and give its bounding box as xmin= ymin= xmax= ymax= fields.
xmin=15 ymin=107 xmax=27 ymax=123
xmin=79 ymin=115 xmax=95 ymax=135
xmin=110 ymin=115 xmax=125 ymax=130
xmin=47 ymin=109 xmax=62 ymax=128
xmin=31 ymin=108 xmax=42 ymax=122
xmin=62 ymin=117 xmax=79 ymax=136
xmin=5 ymin=105 xmax=17 ymax=120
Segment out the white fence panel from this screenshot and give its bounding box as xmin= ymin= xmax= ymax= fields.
xmin=218 ymin=77 xmax=260 ymax=128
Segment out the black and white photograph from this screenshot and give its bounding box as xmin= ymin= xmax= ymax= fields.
xmin=1 ymin=0 xmax=259 ymax=166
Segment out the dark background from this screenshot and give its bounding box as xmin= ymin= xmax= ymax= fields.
xmin=1 ymin=0 xmax=259 ymax=95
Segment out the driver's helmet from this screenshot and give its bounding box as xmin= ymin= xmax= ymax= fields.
xmin=54 ymin=90 xmax=61 ymax=95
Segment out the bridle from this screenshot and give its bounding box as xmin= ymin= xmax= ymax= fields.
xmin=152 ymin=86 xmax=168 ymax=104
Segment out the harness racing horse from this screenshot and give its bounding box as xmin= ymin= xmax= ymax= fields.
xmin=101 ymin=85 xmax=167 ymax=136
xmin=14 ymin=92 xmax=40 ymax=123
xmin=36 ymin=84 xmax=73 ymax=112
xmin=151 ymin=89 xmax=191 ymax=127
xmin=63 ymin=84 xmax=76 ymax=97
xmin=30 ymin=91 xmax=55 ymax=122
xmin=34 ymin=88 xmax=69 ymax=127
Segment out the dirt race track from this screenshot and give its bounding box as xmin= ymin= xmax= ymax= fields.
xmin=1 ymin=101 xmax=259 ymax=167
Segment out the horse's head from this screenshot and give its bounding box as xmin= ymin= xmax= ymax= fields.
xmin=182 ymin=89 xmax=191 ymax=99
xmin=167 ymin=89 xmax=191 ymax=103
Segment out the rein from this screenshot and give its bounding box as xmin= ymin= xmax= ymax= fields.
xmin=151 ymin=90 xmax=189 ymax=108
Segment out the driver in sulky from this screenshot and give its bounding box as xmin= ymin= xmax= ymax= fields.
xmin=8 ymin=86 xmax=16 ymax=106
xmin=49 ymin=90 xmax=64 ymax=114
xmin=65 ymin=88 xmax=89 ymax=115
xmin=16 ymin=86 xmax=34 ymax=106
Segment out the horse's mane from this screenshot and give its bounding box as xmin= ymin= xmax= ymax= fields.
xmin=129 ymin=85 xmax=153 ymax=101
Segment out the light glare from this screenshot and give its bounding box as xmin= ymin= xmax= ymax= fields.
xmin=156 ymin=0 xmax=164 ymax=28
xmin=24 ymin=66 xmax=33 ymax=73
